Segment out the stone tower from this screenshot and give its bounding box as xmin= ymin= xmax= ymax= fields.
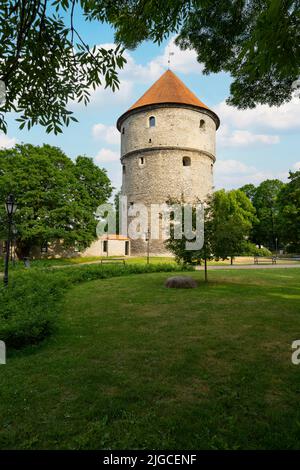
xmin=117 ymin=70 xmax=220 ymax=254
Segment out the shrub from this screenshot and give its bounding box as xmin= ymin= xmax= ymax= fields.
xmin=0 ymin=271 xmax=69 ymax=348
xmin=254 ymin=246 xmax=273 ymax=257
xmin=0 ymin=263 xmax=192 ymax=348
xmin=241 ymin=241 xmax=272 ymax=257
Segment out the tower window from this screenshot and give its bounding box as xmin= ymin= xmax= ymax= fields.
xmin=139 ymin=157 xmax=144 ymax=165
xmin=122 ymin=165 xmax=126 ymax=174
xmin=149 ymin=116 xmax=156 ymax=127
xmin=200 ymin=119 xmax=205 ymax=130
xmin=183 ymin=156 xmax=191 ymax=167
xmin=149 ymin=138 xmax=152 ymax=143
xmin=122 ymin=127 xmax=125 ymax=134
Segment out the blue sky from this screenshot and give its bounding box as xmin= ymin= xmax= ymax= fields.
xmin=1 ymin=17 xmax=300 ymax=195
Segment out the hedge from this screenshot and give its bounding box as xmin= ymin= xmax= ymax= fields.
xmin=0 ymin=263 xmax=193 ymax=348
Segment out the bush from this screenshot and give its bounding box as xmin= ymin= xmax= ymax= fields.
xmin=0 ymin=271 xmax=69 ymax=348
xmin=240 ymin=241 xmax=272 ymax=257
xmin=254 ymin=246 xmax=273 ymax=257
xmin=0 ymin=263 xmax=192 ymax=348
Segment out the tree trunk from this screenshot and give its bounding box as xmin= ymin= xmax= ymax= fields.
xmin=204 ymin=257 xmax=208 ymax=282
xmin=15 ymin=240 xmax=31 ymax=259
xmin=231 ymin=256 xmax=234 ymax=265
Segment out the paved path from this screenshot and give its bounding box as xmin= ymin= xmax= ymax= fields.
xmin=196 ymin=263 xmax=300 ymax=270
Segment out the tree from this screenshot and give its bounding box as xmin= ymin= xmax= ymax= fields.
xmin=239 ymin=183 xmax=256 ymax=202
xmin=277 ymin=171 xmax=300 ymax=252
xmin=164 ymin=200 xmax=213 ymax=282
xmin=105 ymin=0 xmax=300 ymax=108
xmin=210 ymin=189 xmax=257 ymax=264
xmin=114 ymin=190 xmax=121 ymax=235
xmin=0 ymin=1 xmax=126 ymax=134
xmin=165 ymin=189 xmax=256 ymax=279
xmin=0 ymin=143 xmax=112 ymax=257
xmin=250 ymin=179 xmax=284 ymax=250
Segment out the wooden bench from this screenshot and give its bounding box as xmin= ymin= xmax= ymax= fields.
xmin=254 ymin=256 xmax=277 ymax=265
xmin=100 ymin=258 xmax=126 ymax=266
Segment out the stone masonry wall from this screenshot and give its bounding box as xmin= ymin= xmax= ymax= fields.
xmin=120 ymin=105 xmax=216 ymax=158
xmin=119 ymin=105 xmax=217 ymax=255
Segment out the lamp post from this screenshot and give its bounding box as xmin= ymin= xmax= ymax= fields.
xmin=4 ymin=194 xmax=17 ymax=287
xmin=145 ymin=229 xmax=150 ymax=264
xmin=11 ymin=224 xmax=17 ymax=265
xmin=275 ymin=237 xmax=278 ymax=257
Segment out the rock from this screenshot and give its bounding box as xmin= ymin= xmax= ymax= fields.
xmin=165 ymin=276 xmax=198 ymax=289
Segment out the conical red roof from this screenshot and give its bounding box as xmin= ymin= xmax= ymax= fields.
xmin=117 ymin=70 xmax=219 ymax=130
xmin=117 ymin=70 xmax=220 ymax=131
xmin=128 ymin=69 xmax=210 ymax=111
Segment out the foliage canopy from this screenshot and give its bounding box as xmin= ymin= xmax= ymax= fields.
xmin=104 ymin=0 xmax=300 ymax=108
xmin=0 ymin=1 xmax=299 ymax=134
xmin=0 ymin=0 xmax=126 ymax=134
xmin=0 ymin=143 xmax=112 ymax=257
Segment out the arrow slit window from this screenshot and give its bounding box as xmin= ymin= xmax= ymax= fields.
xmin=149 ymin=116 xmax=156 ymax=127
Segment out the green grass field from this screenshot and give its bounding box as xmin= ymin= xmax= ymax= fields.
xmin=1 ymin=268 xmax=300 ymax=449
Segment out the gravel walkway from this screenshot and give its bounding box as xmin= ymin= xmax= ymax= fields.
xmin=196 ymin=263 xmax=300 ymax=270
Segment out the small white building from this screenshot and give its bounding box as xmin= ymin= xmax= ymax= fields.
xmin=0 ymin=235 xmax=131 ymax=260
xmin=82 ymin=234 xmax=130 ymax=257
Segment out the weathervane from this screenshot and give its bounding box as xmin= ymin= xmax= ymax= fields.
xmin=168 ymin=49 xmax=175 ymax=68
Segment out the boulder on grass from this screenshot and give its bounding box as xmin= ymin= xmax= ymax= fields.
xmin=165 ymin=276 xmax=198 ymax=289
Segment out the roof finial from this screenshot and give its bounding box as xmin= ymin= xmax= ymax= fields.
xmin=168 ymin=48 xmax=174 ymax=69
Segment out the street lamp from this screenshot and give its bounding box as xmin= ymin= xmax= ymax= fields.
xmin=4 ymin=194 xmax=17 ymax=287
xmin=11 ymin=224 xmax=17 ymax=265
xmin=145 ymin=229 xmax=150 ymax=264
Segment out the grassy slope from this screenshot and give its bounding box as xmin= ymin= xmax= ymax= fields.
xmin=1 ymin=269 xmax=300 ymax=449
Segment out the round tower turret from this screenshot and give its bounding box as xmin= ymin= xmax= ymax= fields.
xmin=117 ymin=70 xmax=220 ymax=255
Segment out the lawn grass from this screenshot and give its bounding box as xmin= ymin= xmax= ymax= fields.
xmin=1 ymin=268 xmax=300 ymax=449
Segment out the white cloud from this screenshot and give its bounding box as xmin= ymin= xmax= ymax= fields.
xmin=146 ymin=37 xmax=203 ymax=76
xmin=92 ymin=123 xmax=119 ymax=145
xmin=70 ymin=78 xmax=133 ymax=110
xmin=214 ymin=91 xmax=299 ymax=150
xmin=0 ymin=133 xmax=16 ymax=149
xmin=215 ymin=159 xmax=257 ymax=175
xmin=214 ymin=159 xmax=289 ymax=189
xmin=120 ymin=36 xmax=203 ymax=85
xmin=121 ymin=52 xmax=163 ymax=84
xmin=71 ymin=37 xmax=204 ymax=109
xmin=217 ymin=125 xmax=280 ymax=148
xmin=293 ymin=161 xmax=300 ymax=170
xmin=215 ymin=95 xmax=300 ymax=132
xmin=215 ymin=94 xmax=299 ymax=149
xmin=94 ymin=148 xmax=119 ymax=164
